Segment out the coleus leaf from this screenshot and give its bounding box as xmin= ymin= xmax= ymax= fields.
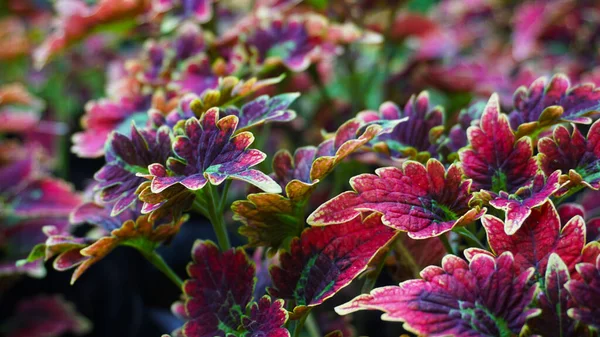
xmin=221 ymin=93 xmax=299 ymax=132
xmin=0 ymin=218 xmax=68 ymax=278
xmin=558 ymin=202 xmax=600 ymax=243
xmin=512 ymin=2 xmax=570 ymax=61
xmin=168 ymin=54 xmax=219 ymax=100
xmin=70 ymin=198 xmax=141 ymax=232
xmin=459 ymin=93 xmax=538 ymax=194
xmin=268 ymin=213 xmax=398 ymax=318
xmin=183 ymin=75 xmax=286 ymax=117
xmin=71 ymin=214 xmax=187 ymax=284
xmin=308 ymin=159 xmax=482 ymax=239
xmin=136 ymin=181 xmax=196 ymax=222
xmin=271 ymin=147 xmax=318 ymax=200
xmin=182 ymin=240 xmax=254 ymax=336
xmin=233 ymin=193 xmax=303 ymax=254
xmin=539 ymin=120 xmax=600 ymax=191
xmin=246 ymin=16 xmax=322 ymax=72
xmin=479 ymin=201 xmax=585 ymax=276
xmin=446 ymin=100 xmax=486 ymax=153
xmin=241 ymin=296 xmax=290 ymax=337
xmin=526 ymin=254 xmax=578 ymax=337
xmin=2 ymin=295 xmax=91 ymax=337
xmin=566 ymin=255 xmax=600 ymax=330
xmin=153 ymin=75 xmax=284 ymax=129
xmin=181 ymin=240 xmax=289 ymax=337
xmin=33 ymin=0 xmax=149 ymax=68
xmin=335 ymin=252 xmax=540 ymax=337
xmin=9 ymin=178 xmax=82 ymax=218
xmin=95 ymin=124 xmax=173 ymax=216
xmin=71 ymin=96 xmax=148 ymax=158
xmin=509 ymin=74 xmax=600 ymax=137
xmin=17 ymin=225 xmax=90 ymax=274
xmin=183 ymin=0 xmax=213 ymax=23
xmin=488 ymin=170 xmax=562 ymax=235
xmin=144 ymin=108 xmax=281 ymax=194
xmin=0 ymin=143 xmax=39 ymax=194
xmin=358 ymin=92 xmax=444 ymax=161
xmin=303 ymin=118 xmax=382 ymax=198
xmin=152 ymin=0 xmax=213 ymax=23
xmin=233 ymin=120 xmax=381 ymax=252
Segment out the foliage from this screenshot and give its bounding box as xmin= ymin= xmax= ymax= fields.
xmin=2 ymin=0 xmax=600 ymax=336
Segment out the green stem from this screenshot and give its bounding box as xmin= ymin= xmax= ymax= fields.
xmin=361 ymin=255 xmax=387 ymax=294
xmin=305 ymin=313 xmax=320 ymax=337
xmin=552 ymin=185 xmax=584 ymax=206
xmin=453 ymin=227 xmax=486 ymax=250
xmin=394 ymin=237 xmax=421 ymax=279
xmin=439 ymin=234 xmax=456 ymax=255
xmin=192 ymin=199 xmax=209 ymax=218
xmin=292 ymin=310 xmax=311 ymax=337
xmin=218 ymin=179 xmax=232 ymax=213
xmin=144 ymin=250 xmax=183 ymax=289
xmin=206 ymin=183 xmax=231 ymax=251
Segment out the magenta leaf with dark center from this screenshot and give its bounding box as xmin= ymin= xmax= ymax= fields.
xmin=246 ymin=17 xmax=321 ymax=72
xmin=1 ymin=295 xmax=90 ymax=337
xmin=566 ymin=255 xmax=600 ymax=330
xmin=358 ymin=92 xmax=444 ymax=160
xmin=488 ymin=170 xmax=562 ymax=235
xmin=95 ymin=124 xmax=173 ymax=216
xmin=269 ymin=213 xmax=397 ymax=317
xmin=181 ymin=240 xmax=289 ymax=337
xmin=221 ymin=93 xmax=299 ymax=132
xmin=527 ymin=254 xmax=578 ymax=337
xmin=336 ymin=252 xmax=540 ymax=337
xmin=459 ymin=93 xmax=538 ymax=194
xmin=539 ymin=120 xmax=600 ymax=191
xmin=509 ymin=74 xmax=600 ymax=131
xmin=308 ymin=159 xmax=482 ymax=239
xmin=145 ymin=107 xmax=280 ymax=194
xmin=481 ymin=201 xmax=585 ymax=276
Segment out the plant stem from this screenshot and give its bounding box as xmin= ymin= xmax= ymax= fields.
xmin=552 ymin=185 xmax=584 ymax=206
xmin=305 ymin=313 xmax=320 ymax=337
xmin=218 ymin=179 xmax=232 ymax=213
xmin=453 ymin=227 xmax=486 ymax=249
xmin=192 ymin=199 xmax=209 ymax=218
xmin=394 ymin=237 xmax=421 ymax=279
xmin=292 ymin=310 xmax=311 ymax=337
xmin=439 ymin=234 xmax=456 ymax=255
xmin=206 ymin=183 xmax=231 ymax=251
xmin=144 ymin=250 xmax=183 ymax=289
xmin=361 ymin=255 xmax=387 ymax=294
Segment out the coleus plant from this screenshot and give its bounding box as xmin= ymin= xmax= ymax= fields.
xmin=7 ymin=1 xmax=600 ymax=336
xmin=16 ymin=72 xmax=600 ymax=336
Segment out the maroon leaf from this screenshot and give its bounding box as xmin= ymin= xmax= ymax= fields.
xmin=488 ymin=170 xmax=562 ymax=234
xmin=527 ymin=254 xmax=578 ymax=337
xmin=2 ymin=295 xmax=90 ymax=337
xmin=181 ymin=240 xmax=289 ymax=336
xmin=459 ymin=93 xmax=538 ymax=194
xmin=308 ymin=159 xmax=482 ymax=239
xmin=269 ymin=213 xmax=398 ymax=318
xmin=539 ymin=120 xmax=600 ymax=192
xmin=481 ymin=201 xmax=585 ymax=276
xmin=95 ymin=124 xmax=173 ymax=216
xmin=566 ymin=255 xmax=600 ymax=330
xmin=336 ymin=253 xmax=540 ymax=337
xmin=144 ymin=107 xmax=280 ymax=194
xmin=509 ymin=74 xmax=600 ymax=136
